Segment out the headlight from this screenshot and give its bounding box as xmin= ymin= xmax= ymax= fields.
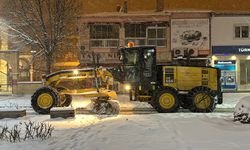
xmin=73 ymin=69 xmax=79 ymax=75
xmin=124 ymin=84 xmax=131 ymax=91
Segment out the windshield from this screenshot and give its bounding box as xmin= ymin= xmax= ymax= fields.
xmin=123 ymin=49 xmax=138 ymax=65
xmin=120 ymin=47 xmax=156 ymax=83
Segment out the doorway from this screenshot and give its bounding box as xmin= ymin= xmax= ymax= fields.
xmin=240 ymin=60 xmax=250 ymax=85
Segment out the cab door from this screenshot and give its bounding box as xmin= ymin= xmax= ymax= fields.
xmin=139 ymin=48 xmax=157 ymax=89
xmin=121 ymin=49 xmax=140 ymax=83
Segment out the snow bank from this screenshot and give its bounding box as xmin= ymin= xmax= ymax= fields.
xmin=234 ymin=96 xmax=250 ymax=123
xmin=0 ymin=108 xmax=24 ymax=111
xmin=50 ymin=107 xmax=75 ymax=111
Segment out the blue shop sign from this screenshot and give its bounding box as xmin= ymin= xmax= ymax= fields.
xmin=212 ymin=46 xmax=250 ymax=55
xmin=214 ymin=60 xmax=236 ymax=70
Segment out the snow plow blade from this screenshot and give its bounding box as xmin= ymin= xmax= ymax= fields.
xmin=90 ymin=97 xmax=120 ymax=115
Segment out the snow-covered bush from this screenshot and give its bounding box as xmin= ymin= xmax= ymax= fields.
xmin=234 ymin=96 xmax=250 ymax=123
xmin=0 ymin=121 xmax=54 ymax=143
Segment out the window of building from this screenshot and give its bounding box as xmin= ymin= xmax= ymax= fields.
xmin=19 ymin=58 xmax=30 ymax=81
xmin=90 ymin=24 xmax=119 ymax=48
xmin=235 ymin=25 xmax=249 ymax=38
xmin=147 ymin=27 xmax=166 ymax=47
xmin=125 ymin=24 xmax=147 ymax=46
xmin=125 ymin=23 xmax=167 ymax=47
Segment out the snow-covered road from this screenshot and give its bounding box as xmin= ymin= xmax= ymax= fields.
xmin=0 ymin=92 xmax=248 ymax=109
xmin=0 ymin=93 xmax=249 ymax=150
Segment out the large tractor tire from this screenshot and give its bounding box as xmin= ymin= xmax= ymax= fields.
xmin=153 ymin=89 xmax=180 ymax=113
xmin=31 ymin=86 xmax=59 ymax=114
xmin=189 ymin=87 xmax=215 ymax=112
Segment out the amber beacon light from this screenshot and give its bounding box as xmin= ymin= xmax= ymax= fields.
xmin=127 ymin=42 xmax=135 ymax=47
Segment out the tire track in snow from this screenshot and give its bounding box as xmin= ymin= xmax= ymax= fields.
xmin=152 ymin=115 xmax=190 ymax=149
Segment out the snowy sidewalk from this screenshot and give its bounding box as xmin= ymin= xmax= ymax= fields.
xmin=0 ymin=93 xmax=250 ymax=150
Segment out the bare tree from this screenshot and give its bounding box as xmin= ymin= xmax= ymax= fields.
xmin=3 ymin=0 xmax=81 ymax=74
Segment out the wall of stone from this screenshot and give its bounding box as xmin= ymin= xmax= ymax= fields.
xmin=13 ymin=82 xmax=42 ymax=95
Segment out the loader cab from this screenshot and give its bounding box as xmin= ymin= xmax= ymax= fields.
xmin=119 ymin=46 xmax=157 ymax=89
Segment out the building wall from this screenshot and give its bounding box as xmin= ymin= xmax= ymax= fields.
xmin=212 ymin=16 xmax=250 ymax=46
xmin=14 ymin=82 xmax=42 ymax=95
xmin=0 ymin=18 xmax=11 ymax=94
xmin=171 ymin=18 xmax=210 ymax=58
xmin=211 ymin=15 xmax=250 ymax=91
xmin=166 ymin=0 xmax=250 ymax=12
xmin=3 ymin=1 xmax=250 ymax=94
xmin=81 ymin=0 xmax=250 ymax=14
xmin=79 ymin=20 xmax=172 ymax=64
xmin=78 ymin=12 xmax=211 ymax=66
xmin=81 ymin=0 xmax=156 ymax=14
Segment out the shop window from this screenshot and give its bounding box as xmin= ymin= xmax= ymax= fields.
xmin=235 ymin=25 xmax=249 ymax=38
xmin=90 ymin=24 xmax=119 ymax=48
xmin=240 ymin=60 xmax=250 ymax=85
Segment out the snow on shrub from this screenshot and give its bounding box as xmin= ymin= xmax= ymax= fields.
xmin=0 ymin=121 xmax=54 ymax=142
xmin=234 ymin=96 xmax=250 ymax=123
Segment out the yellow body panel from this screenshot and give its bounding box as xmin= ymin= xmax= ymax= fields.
xmin=43 ymin=68 xmax=117 ymax=100
xmin=60 ymin=88 xmax=117 ymax=99
xmin=45 ymin=70 xmax=95 ymax=86
xmin=163 ymin=66 xmax=218 ymax=91
xmin=45 ymin=69 xmax=113 ymax=89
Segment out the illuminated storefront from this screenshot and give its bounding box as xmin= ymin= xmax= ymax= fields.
xmin=0 ymin=59 xmax=8 ymax=92
xmin=211 ymin=15 xmax=250 ymax=92
xmin=212 ymin=46 xmax=250 ymax=91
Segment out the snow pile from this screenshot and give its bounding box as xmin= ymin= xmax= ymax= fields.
xmin=234 ymin=96 xmax=250 ymax=123
xmin=0 ymin=108 xmax=24 ymax=111
xmin=50 ymin=107 xmax=75 ymax=111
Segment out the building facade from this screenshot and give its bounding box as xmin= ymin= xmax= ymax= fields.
xmin=0 ymin=20 xmax=19 ymax=94
xmin=78 ymin=12 xmax=170 ymax=66
xmin=2 ymin=0 xmax=250 ymax=94
xmin=76 ymin=12 xmax=211 ymax=67
xmin=211 ymin=14 xmax=250 ymax=91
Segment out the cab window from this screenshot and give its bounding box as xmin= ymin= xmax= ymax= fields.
xmin=123 ymin=50 xmax=138 ymax=65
